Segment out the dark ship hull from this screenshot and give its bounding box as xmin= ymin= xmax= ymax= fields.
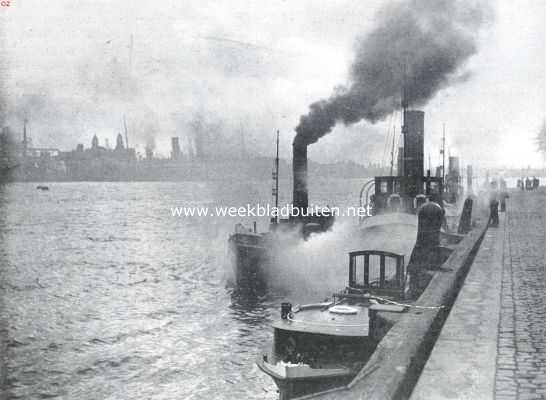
xmin=258 ymin=250 xmax=409 ymax=399
xmin=229 ymin=214 xmax=335 ymax=295
xmin=228 ymin=230 xmax=270 ymax=294
xmin=257 ymin=360 xmax=355 ymax=400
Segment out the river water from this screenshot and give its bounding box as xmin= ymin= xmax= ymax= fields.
xmin=0 ymin=178 xmax=367 ymax=400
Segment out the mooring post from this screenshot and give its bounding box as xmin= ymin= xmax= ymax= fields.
xmin=489 ymin=199 xmax=499 ymax=227
xmin=500 ymin=193 xmax=507 ymax=212
xmin=415 ymin=194 xmax=427 ymax=210
xmin=499 ymin=178 xmax=508 ymax=212
xmin=458 ymin=197 xmax=473 ymax=234
xmin=281 ymin=302 xmax=292 ymax=319
xmin=408 ymin=201 xmax=443 ymax=297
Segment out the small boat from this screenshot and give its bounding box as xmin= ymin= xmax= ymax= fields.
xmin=257 ymin=250 xmax=408 ymax=400
xmin=228 ymin=223 xmax=270 ymax=294
xmin=228 ymin=131 xmax=334 ymax=294
xmin=36 ymin=185 xmax=49 ymax=191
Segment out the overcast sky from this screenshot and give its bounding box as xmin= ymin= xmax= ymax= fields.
xmin=1 ymin=0 xmax=546 ymax=168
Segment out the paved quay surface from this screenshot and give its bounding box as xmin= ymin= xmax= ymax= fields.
xmin=496 ymin=188 xmax=546 ymax=400
xmin=411 ymin=188 xmax=546 ymax=400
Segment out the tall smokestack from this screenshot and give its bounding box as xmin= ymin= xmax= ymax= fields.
xmin=171 ymin=137 xmax=181 ymax=160
xmin=402 ymin=110 xmax=424 ymax=197
xmin=292 ymin=138 xmax=308 ymax=213
xmin=403 ymin=110 xmax=424 ymax=179
xmin=22 ymin=118 xmax=28 ymax=156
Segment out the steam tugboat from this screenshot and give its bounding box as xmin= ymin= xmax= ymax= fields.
xmin=257 ymin=249 xmax=407 ymax=399
xmin=228 ymin=132 xmax=334 ymax=294
xmin=256 ymin=105 xmax=455 ymax=398
xmin=359 ymin=107 xmax=444 ymax=231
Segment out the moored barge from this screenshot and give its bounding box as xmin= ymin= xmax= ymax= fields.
xmin=257 ymin=250 xmax=408 ymax=399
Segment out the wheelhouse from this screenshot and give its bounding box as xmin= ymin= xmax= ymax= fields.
xmin=371 ymin=175 xmax=443 ymax=215
xmin=345 ymin=250 xmax=406 ymax=300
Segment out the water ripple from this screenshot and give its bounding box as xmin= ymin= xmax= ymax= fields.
xmin=0 ymin=180 xmax=365 ymax=399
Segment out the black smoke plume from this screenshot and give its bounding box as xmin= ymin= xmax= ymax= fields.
xmin=295 ymin=0 xmax=490 ymax=146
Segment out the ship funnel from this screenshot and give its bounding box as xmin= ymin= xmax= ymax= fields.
xmin=403 ymin=110 xmax=424 ymax=179
xmin=402 ymin=110 xmax=425 ymax=196
xmin=292 ymin=138 xmax=308 ymax=214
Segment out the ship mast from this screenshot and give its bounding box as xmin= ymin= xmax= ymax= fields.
xmin=272 ymin=130 xmax=280 ymax=224
xmin=389 ymin=128 xmax=396 ymax=176
xmin=442 ymin=123 xmax=446 ymax=185
xmin=401 ymin=63 xmax=408 ymax=177
xmin=123 ymin=116 xmax=129 ymax=149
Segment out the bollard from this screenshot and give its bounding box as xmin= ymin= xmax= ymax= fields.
xmin=415 ymin=194 xmax=427 ymax=210
xmin=500 ymin=192 xmax=508 ymax=212
xmin=407 ymin=202 xmax=443 ymax=298
xmin=458 ymin=197 xmax=473 ymax=234
xmin=388 ymin=194 xmax=401 ymax=212
xmin=369 ymin=194 xmax=377 ymax=216
xmin=281 ymin=302 xmax=292 ymax=319
xmin=489 ymin=199 xmax=499 ymax=227
xmin=415 ymin=202 xmax=443 ymax=248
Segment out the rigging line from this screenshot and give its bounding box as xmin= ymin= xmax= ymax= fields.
xmin=381 ymin=113 xmax=392 ymax=166
xmin=389 ymin=112 xmax=396 ymax=165
xmin=368 ymin=294 xmax=445 ymax=310
xmin=381 ymin=121 xmax=389 ymax=167
xmin=394 ymin=111 xmax=402 ymax=153
xmin=382 ymin=113 xmax=395 ymax=167
xmin=391 ymin=111 xmax=401 ymax=173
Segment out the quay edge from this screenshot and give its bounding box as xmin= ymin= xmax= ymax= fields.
xmin=294 ymin=217 xmax=490 ymax=400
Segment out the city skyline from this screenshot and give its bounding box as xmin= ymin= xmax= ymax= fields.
xmin=2 ymin=1 xmax=546 ymax=168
